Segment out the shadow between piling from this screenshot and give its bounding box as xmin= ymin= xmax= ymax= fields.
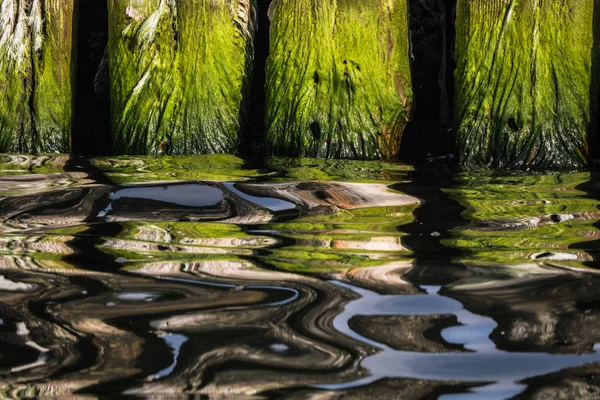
xmin=73 ymin=0 xmax=110 ymax=155
xmin=391 ymin=160 xmax=469 ymax=270
xmin=240 ymin=0 xmax=272 ymax=159
xmin=400 ymin=0 xmax=456 ymax=163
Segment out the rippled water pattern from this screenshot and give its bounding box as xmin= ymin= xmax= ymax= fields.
xmin=1 ymin=154 xmax=600 ymax=399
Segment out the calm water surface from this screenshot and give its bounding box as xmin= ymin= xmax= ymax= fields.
xmin=1 ymin=154 xmax=600 ymax=399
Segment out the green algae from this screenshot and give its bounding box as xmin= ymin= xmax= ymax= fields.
xmin=0 ymin=0 xmax=75 ymax=153
xmin=107 ymin=0 xmax=255 ymax=155
xmin=265 ymin=0 xmax=412 ymax=160
xmin=593 ymin=0 xmax=600 ymax=156
xmin=454 ymin=0 xmax=595 ymax=169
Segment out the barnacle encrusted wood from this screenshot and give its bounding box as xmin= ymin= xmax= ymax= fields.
xmin=264 ymin=0 xmax=412 ymax=160
xmin=0 ymin=0 xmax=76 ymax=153
xmin=455 ymin=0 xmax=595 ymax=169
xmin=108 ymin=0 xmax=256 ymax=155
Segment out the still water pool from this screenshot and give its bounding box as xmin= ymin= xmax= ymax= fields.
xmin=1 ymin=154 xmax=600 ymax=399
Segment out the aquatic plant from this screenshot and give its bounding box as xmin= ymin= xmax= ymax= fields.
xmin=107 ymin=0 xmax=256 ymax=155
xmin=454 ymin=0 xmax=596 ymax=169
xmin=0 ymin=0 xmax=75 ymax=153
xmin=265 ymin=0 xmax=412 ymax=160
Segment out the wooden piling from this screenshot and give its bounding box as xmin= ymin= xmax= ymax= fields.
xmin=107 ymin=0 xmax=256 ymax=155
xmin=455 ymin=0 xmax=596 ymax=169
xmin=264 ymin=0 xmax=413 ymax=160
xmin=0 ymin=0 xmax=76 ymax=153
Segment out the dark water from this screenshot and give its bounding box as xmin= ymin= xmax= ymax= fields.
xmin=2 ymin=154 xmax=600 ymax=399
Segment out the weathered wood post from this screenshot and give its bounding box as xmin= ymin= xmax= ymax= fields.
xmin=0 ymin=0 xmax=76 ymax=153
xmin=455 ymin=0 xmax=596 ymax=169
xmin=593 ymin=0 xmax=599 ymax=158
xmin=264 ymin=0 xmax=412 ymax=160
xmin=107 ymin=0 xmax=255 ymax=155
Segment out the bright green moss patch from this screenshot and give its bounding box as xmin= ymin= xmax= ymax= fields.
xmin=107 ymin=0 xmax=255 ymax=155
xmin=265 ymin=0 xmax=412 ymax=160
xmin=0 ymin=0 xmax=75 ymax=153
xmin=455 ymin=0 xmax=595 ymax=169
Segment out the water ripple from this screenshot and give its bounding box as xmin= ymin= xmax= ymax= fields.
xmin=0 ymin=157 xmax=600 ymax=398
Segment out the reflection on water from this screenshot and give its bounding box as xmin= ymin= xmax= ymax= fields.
xmin=1 ymin=155 xmax=600 ymax=398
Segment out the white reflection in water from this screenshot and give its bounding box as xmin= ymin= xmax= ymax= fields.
xmin=98 ymin=184 xmax=224 ymax=217
xmin=224 ymin=183 xmax=296 ymax=212
xmin=146 ymin=333 xmax=188 ymax=381
xmin=326 ymin=281 xmax=600 ymax=399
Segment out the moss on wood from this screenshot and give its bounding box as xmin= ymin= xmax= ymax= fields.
xmin=0 ymin=0 xmax=76 ymax=153
xmin=592 ymin=0 xmax=600 ymax=157
xmin=455 ymin=0 xmax=595 ymax=169
xmin=107 ymin=0 xmax=255 ymax=155
xmin=264 ymin=0 xmax=412 ymax=160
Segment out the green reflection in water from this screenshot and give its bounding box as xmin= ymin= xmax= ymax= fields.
xmin=0 ymin=155 xmax=72 ymax=176
xmin=264 ymin=157 xmax=413 ymax=183
xmin=91 ymin=155 xmax=264 ymax=183
xmin=97 ymin=222 xmax=268 ymax=262
xmin=444 ymin=172 xmax=600 ymax=270
xmin=0 ymin=155 xmax=599 ymax=275
xmin=0 ymin=155 xmax=413 ymax=184
xmin=256 ymin=205 xmax=416 ymax=273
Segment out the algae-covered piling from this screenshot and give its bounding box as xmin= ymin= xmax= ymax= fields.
xmin=265 ymin=0 xmax=413 ymax=160
xmin=455 ymin=0 xmax=595 ymax=169
xmin=108 ymin=0 xmax=255 ymax=155
xmin=593 ymin=0 xmax=600 ymax=157
xmin=0 ymin=0 xmax=76 ymax=153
